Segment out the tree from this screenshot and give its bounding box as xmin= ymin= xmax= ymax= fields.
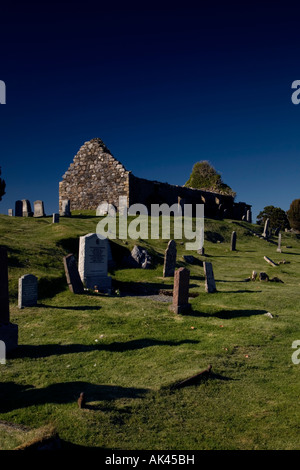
xmin=0 ymin=167 xmax=6 ymax=201
xmin=256 ymin=205 xmax=290 ymax=230
xmin=185 ymin=161 xmax=236 ymax=197
xmin=287 ymin=199 xmax=300 ymax=231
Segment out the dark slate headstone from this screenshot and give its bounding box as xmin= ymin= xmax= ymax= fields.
xmin=203 ymin=261 xmax=217 ymax=293
xmin=0 ymin=247 xmax=18 ymax=352
xmin=15 ymin=200 xmax=23 ymax=217
xmin=169 ymin=267 xmax=191 ymax=314
xmin=63 ymin=254 xmax=84 ymax=294
xmin=163 ymin=240 xmax=177 ymax=277
xmin=18 ymin=274 xmax=38 ymax=308
xmin=231 ymin=231 xmax=237 ymax=251
xmin=33 ymin=200 xmax=45 ymax=217
xmin=22 ymin=199 xmax=33 ymax=217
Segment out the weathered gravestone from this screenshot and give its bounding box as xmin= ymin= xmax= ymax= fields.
xmin=203 ymin=261 xmax=217 ymax=293
xmin=52 ymin=213 xmax=60 ymax=223
xmin=78 ymin=233 xmax=112 ymax=292
xmin=18 ymin=274 xmax=38 ymax=308
xmin=60 ymin=199 xmax=71 ymax=217
xmin=169 ymin=267 xmax=191 ymax=314
xmin=246 ymin=209 xmax=252 ymax=223
xmin=163 ymin=240 xmax=177 ymax=277
xmin=63 ymin=254 xmax=84 ymax=294
xmin=8 ymin=209 xmax=13 ymax=216
xmin=15 ymin=200 xmax=23 ymax=217
xmin=277 ymin=233 xmax=282 ymax=253
xmin=0 ymin=247 xmax=18 ymax=352
xmin=22 ymin=199 xmax=33 ymax=217
xmin=231 ymin=231 xmax=237 ymax=251
xmin=33 ymin=200 xmax=45 ymax=217
xmin=262 ymin=218 xmax=270 ymax=238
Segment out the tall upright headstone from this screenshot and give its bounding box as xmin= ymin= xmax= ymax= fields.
xmin=33 ymin=200 xmax=45 ymax=217
xmin=246 ymin=209 xmax=252 ymax=223
xmin=8 ymin=209 xmax=13 ymax=217
xmin=18 ymin=274 xmax=38 ymax=308
xmin=22 ymin=199 xmax=33 ymax=217
xmin=203 ymin=262 xmax=217 ymax=293
xmin=0 ymin=247 xmax=18 ymax=352
xmin=163 ymin=240 xmax=177 ymax=277
xmin=15 ymin=200 xmax=23 ymax=217
xmin=60 ymin=199 xmax=71 ymax=217
xmin=276 ymin=233 xmax=282 ymax=253
xmin=263 ymin=218 xmax=270 ymax=238
xmin=63 ymin=254 xmax=84 ymax=294
xmin=52 ymin=213 xmax=60 ymax=223
xmin=169 ymin=267 xmax=191 ymax=314
xmin=78 ymin=233 xmax=111 ymax=292
xmin=231 ymin=231 xmax=237 ymax=251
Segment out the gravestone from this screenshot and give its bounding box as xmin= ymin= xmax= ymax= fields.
xmin=274 ymin=227 xmax=280 ymax=237
xmin=203 ymin=261 xmax=217 ymax=293
xmin=231 ymin=231 xmax=237 ymax=251
xmin=262 ymin=218 xmax=270 ymax=238
xmin=264 ymin=256 xmax=277 ymax=267
xmin=63 ymin=254 xmax=84 ymax=294
xmin=277 ymin=233 xmax=282 ymax=253
xmin=33 ymin=200 xmax=45 ymax=217
xmin=8 ymin=209 xmax=13 ymax=216
xmin=163 ymin=240 xmax=177 ymax=277
xmin=169 ymin=267 xmax=191 ymax=314
xmin=22 ymin=199 xmax=33 ymax=217
xmin=52 ymin=213 xmax=60 ymax=223
xmin=251 ymin=270 xmax=257 ymax=281
xmin=60 ymin=199 xmax=71 ymax=217
xmin=18 ymin=274 xmax=38 ymax=308
xmin=15 ymin=200 xmax=23 ymax=217
xmin=197 ymin=247 xmax=205 ymax=256
xmin=246 ymin=209 xmax=252 ymax=223
xmin=96 ymin=202 xmax=116 ymax=216
xmin=0 ymin=247 xmax=18 ymax=352
xmin=78 ymin=233 xmax=112 ymax=292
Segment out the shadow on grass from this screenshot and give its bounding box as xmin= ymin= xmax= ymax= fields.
xmin=188 ymin=308 xmax=268 ymax=319
xmin=11 ymin=338 xmax=199 ymax=359
xmin=219 ymin=290 xmax=262 ymax=294
xmin=0 ymin=381 xmax=148 ymax=413
xmin=113 ymin=280 xmax=201 ymax=296
xmin=38 ymin=304 xmax=101 ymax=311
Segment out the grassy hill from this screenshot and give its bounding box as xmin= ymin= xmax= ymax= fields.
xmin=0 ymin=213 xmax=300 ymax=450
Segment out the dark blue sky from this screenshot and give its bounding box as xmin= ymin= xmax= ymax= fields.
xmin=1 ymin=2 xmax=300 ymax=219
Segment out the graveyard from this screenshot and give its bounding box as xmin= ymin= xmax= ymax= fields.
xmin=0 ymin=212 xmax=300 ymax=450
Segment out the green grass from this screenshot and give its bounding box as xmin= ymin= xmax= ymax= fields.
xmin=0 ymin=213 xmax=300 ymax=449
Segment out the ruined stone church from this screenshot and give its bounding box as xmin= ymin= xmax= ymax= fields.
xmin=59 ymin=138 xmax=251 ymax=220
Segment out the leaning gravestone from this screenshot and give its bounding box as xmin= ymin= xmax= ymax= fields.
xmin=60 ymin=199 xmax=71 ymax=217
xmin=18 ymin=274 xmax=38 ymax=308
xmin=0 ymin=247 xmax=18 ymax=352
xmin=15 ymin=200 xmax=23 ymax=217
xmin=78 ymin=233 xmax=112 ymax=292
xmin=8 ymin=209 xmax=13 ymax=216
xmin=33 ymin=200 xmax=45 ymax=217
xmin=231 ymin=231 xmax=237 ymax=251
xmin=277 ymin=233 xmax=282 ymax=253
xmin=22 ymin=199 xmax=33 ymax=217
xmin=52 ymin=213 xmax=60 ymax=223
xmin=262 ymin=218 xmax=270 ymax=238
xmin=63 ymin=254 xmax=84 ymax=294
xmin=169 ymin=267 xmax=191 ymax=314
xmin=163 ymin=240 xmax=177 ymax=277
xmin=203 ymin=261 xmax=217 ymax=293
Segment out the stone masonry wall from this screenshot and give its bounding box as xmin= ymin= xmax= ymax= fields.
xmin=59 ymin=138 xmax=130 ymax=211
